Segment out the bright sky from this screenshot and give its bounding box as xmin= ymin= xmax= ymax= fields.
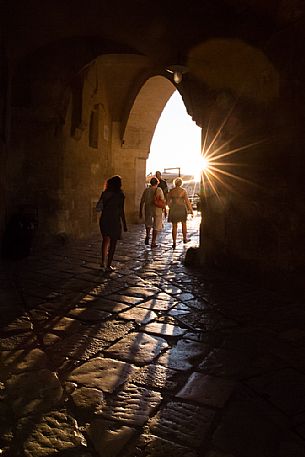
xmin=146 ymin=90 xmax=202 ymax=179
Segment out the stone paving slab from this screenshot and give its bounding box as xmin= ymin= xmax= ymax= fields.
xmin=16 ymin=410 xmax=88 ymax=457
xmin=146 ymin=400 xmax=215 ymax=448
xmin=0 ymin=217 xmax=304 ymax=456
xmin=87 ymin=418 xmax=136 ymax=457
xmin=176 ymin=372 xmax=236 ymax=408
xmin=67 ymin=357 xmax=134 ymax=393
xmin=124 ymin=433 xmax=197 ymax=457
xmin=104 ymin=332 xmax=169 ymax=364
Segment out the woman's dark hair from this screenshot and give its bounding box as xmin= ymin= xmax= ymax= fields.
xmin=105 ymin=175 xmax=122 ymax=192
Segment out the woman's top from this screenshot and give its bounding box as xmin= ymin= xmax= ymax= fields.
xmin=97 ymin=189 xmax=125 ymax=240
xmin=167 ymin=187 xmax=192 ymax=223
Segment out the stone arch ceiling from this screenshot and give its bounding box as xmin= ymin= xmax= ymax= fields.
xmin=122 ymin=76 xmax=175 ymax=149
xmin=187 ymin=39 xmax=279 ymax=103
xmin=4 ymin=0 xmax=305 ymax=125
xmin=4 ymin=0 xmax=305 ymax=63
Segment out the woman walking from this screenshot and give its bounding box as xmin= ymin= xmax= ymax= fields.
xmin=167 ymin=177 xmax=193 ymax=249
xmin=96 ymin=175 xmax=127 ymax=272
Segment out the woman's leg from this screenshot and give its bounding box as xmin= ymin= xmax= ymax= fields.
xmin=172 ymin=223 xmax=177 ymax=248
xmin=107 ymin=238 xmax=117 ymax=269
xmin=101 ymin=234 xmax=110 ymax=267
xmin=145 ymin=226 xmax=151 ymax=244
xmin=151 ymin=228 xmax=157 ymax=247
xmin=182 ymin=222 xmax=190 ymax=242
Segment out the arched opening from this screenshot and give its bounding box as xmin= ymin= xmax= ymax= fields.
xmin=146 ymin=90 xmax=202 ymax=198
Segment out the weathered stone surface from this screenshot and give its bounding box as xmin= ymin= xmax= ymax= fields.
xmin=121 ymin=286 xmax=160 ymax=299
xmin=153 ymin=292 xmax=178 ymax=302
xmin=199 ymin=347 xmax=285 ymax=378
xmin=87 ymin=418 xmax=136 ymax=457
xmin=28 ymin=308 xmax=51 ymax=323
xmin=174 ymin=311 xmax=219 ymax=331
xmin=175 ymin=292 xmax=194 ymax=301
xmin=125 ymin=433 xmax=197 ymax=457
xmin=0 ymin=394 xmax=12 ymax=422
xmin=147 ymin=401 xmax=215 ymax=448
xmin=139 ymin=298 xmax=176 ymax=311
xmin=50 ymin=333 xmax=109 ymax=366
xmin=67 ymin=358 xmax=134 ymax=393
xmin=212 ymin=396 xmax=305 ymax=457
xmin=127 ymin=364 xmax=178 ymax=391
xmin=142 ymin=322 xmax=187 ymax=337
xmin=17 ymin=410 xmax=87 ymax=456
xmin=140 ymin=271 xmax=159 ymax=278
xmin=158 ymin=339 xmax=209 ymax=371
xmin=184 ymin=298 xmax=211 ymax=311
xmin=79 ymin=293 xmax=100 ymax=304
xmin=122 ymin=275 xmax=147 ymax=286
xmin=91 ymin=320 xmax=134 ymax=342
xmin=168 ymin=302 xmax=192 ymax=317
xmin=42 ymin=333 xmax=61 ymax=346
xmin=105 ymin=294 xmax=144 ymax=305
xmin=198 ymin=348 xmax=250 ymax=377
xmin=1 ymin=218 xmax=304 ymax=456
xmin=118 ymin=308 xmax=157 ymax=324
xmin=0 ymin=348 xmax=48 ymax=379
xmin=89 ymin=300 xmax=130 ymax=313
xmin=71 ymin=387 xmax=104 ymax=416
xmin=157 ymin=315 xmax=180 ymax=326
xmin=89 ymin=284 xmax=119 ymax=297
xmin=102 ymin=383 xmax=162 ymax=426
xmin=46 ymin=316 xmax=83 ymax=333
xmin=160 ymin=285 xmax=182 ymax=295
xmin=0 ymin=421 xmax=14 ymax=453
xmin=68 ymin=308 xmax=111 ymax=321
xmin=0 ymin=333 xmax=38 ymax=350
xmin=105 ymin=332 xmax=168 ymax=364
xmin=246 ymin=368 xmax=305 ymax=416
xmin=6 ymin=369 xmax=63 ymax=417
xmin=1 ymin=315 xmax=33 ymax=334
xmin=37 ymin=301 xmax=65 ymax=313
xmin=176 ymin=372 xmax=235 ymax=408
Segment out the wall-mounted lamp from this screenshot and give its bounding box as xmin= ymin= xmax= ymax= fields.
xmin=166 ymin=64 xmax=188 ymax=84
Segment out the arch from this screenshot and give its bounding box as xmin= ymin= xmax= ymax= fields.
xmin=122 ymin=76 xmax=176 ymax=150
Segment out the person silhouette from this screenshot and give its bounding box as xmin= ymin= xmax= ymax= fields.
xmin=96 ymin=175 xmax=127 ymax=272
xmin=167 ymin=177 xmax=193 ymax=249
xmin=139 ymin=176 xmax=165 ymax=248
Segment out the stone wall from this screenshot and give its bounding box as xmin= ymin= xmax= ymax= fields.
xmin=3 ymin=52 xmax=167 ymax=246
xmin=4 ymin=55 xmax=113 ymax=245
xmin=195 ymin=38 xmax=305 ymax=291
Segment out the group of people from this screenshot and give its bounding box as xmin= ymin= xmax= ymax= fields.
xmin=96 ymin=171 xmax=193 ymax=272
xmin=140 ymin=171 xmax=193 ymax=249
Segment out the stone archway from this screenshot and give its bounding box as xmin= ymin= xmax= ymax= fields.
xmin=112 ymin=75 xmax=175 ymax=221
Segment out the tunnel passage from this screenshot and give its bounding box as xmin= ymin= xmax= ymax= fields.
xmin=1 ymin=2 xmax=305 ymax=293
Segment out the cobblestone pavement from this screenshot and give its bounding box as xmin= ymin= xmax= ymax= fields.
xmin=1 ymin=214 xmax=305 ymax=457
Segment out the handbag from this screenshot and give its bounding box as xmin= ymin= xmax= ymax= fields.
xmin=154 ymin=190 xmax=166 ymax=209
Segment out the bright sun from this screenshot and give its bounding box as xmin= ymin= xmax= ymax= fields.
xmin=192 ymin=154 xmax=210 ymax=182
